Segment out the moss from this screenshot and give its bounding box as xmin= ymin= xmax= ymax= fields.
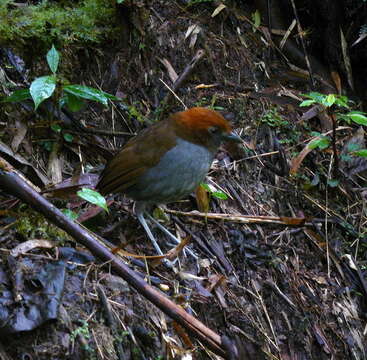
xmin=16 ymin=207 xmax=71 ymax=242
xmin=0 ymin=0 xmax=121 ymax=48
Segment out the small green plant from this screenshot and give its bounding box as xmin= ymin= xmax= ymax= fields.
xmin=300 ymin=92 xmax=367 ymax=158
xmin=70 ymin=320 xmax=91 ymax=341
xmin=2 ymin=45 xmax=117 ymax=210
xmin=200 ymin=183 xmax=228 ymax=200
xmin=260 ymin=107 xmax=289 ymax=128
xmin=300 ymin=92 xmax=367 ymax=126
xmin=251 ymin=10 xmax=261 ymax=32
xmin=77 ymin=188 xmax=108 ymax=212
xmin=3 ymin=45 xmax=121 ymax=113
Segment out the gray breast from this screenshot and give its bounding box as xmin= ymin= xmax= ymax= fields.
xmin=126 ymin=138 xmax=214 ymax=204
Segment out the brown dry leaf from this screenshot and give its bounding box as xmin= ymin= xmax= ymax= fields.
xmin=300 ymin=105 xmax=321 ymax=121
xmin=172 ymin=322 xmax=194 ymax=349
xmin=340 ymin=28 xmax=354 ymax=91
xmin=158 ymin=58 xmax=178 ymax=83
xmin=331 ymin=71 xmax=342 ymax=94
xmin=195 ymin=184 xmax=209 ymax=213
xmin=314 ymin=276 xmax=328 ymax=285
xmin=11 ymin=119 xmax=27 ymax=153
xmin=211 ymin=3 xmax=226 ymax=18
xmin=279 ymin=216 xmax=307 ymax=226
xmin=290 ymin=143 xmax=314 ymax=175
xmin=207 ymin=274 xmax=226 ymax=293
xmin=194 ymin=83 xmax=217 ymax=89
xmin=43 ymin=173 xmax=100 ymax=200
xmin=112 ymin=247 xmax=166 ymax=260
xmin=10 ymin=239 xmax=56 ymax=257
xmin=0 ymin=140 xmax=49 ymax=186
xmin=165 ymin=236 xmax=191 ymax=261
xmin=76 ymin=199 xmax=114 ymax=223
xmin=47 ymin=142 xmax=63 ymax=185
xmin=185 ymin=24 xmax=201 ymax=48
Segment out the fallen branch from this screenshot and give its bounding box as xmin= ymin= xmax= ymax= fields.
xmin=160 ymin=49 xmax=206 ymax=113
xmin=165 ymin=209 xmax=313 ymax=226
xmin=0 ymin=160 xmax=228 ymax=359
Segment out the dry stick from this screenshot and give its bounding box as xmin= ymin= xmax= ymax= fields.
xmin=160 ymin=49 xmax=206 ymax=113
xmin=171 ymin=49 xmax=205 ymax=92
xmin=166 ymin=209 xmax=314 ymax=226
xmin=330 ymin=112 xmax=339 ymax=177
xmin=0 ymin=166 xmax=227 ymax=359
xmin=97 ymin=285 xmax=126 ymax=360
xmin=289 ymin=0 xmax=315 ymax=88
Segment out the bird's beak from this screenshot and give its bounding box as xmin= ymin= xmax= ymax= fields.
xmin=222 ymin=131 xmax=242 ymax=143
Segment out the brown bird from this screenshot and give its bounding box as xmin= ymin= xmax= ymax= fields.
xmin=97 ymin=107 xmax=241 ymax=256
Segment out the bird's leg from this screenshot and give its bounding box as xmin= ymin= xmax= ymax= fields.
xmin=136 ymin=211 xmax=164 ymax=255
xmin=146 ymin=213 xmax=180 ymax=244
xmin=146 ymin=213 xmax=197 ymax=259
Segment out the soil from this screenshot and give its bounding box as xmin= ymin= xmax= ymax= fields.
xmin=0 ymin=1 xmax=366 ymax=359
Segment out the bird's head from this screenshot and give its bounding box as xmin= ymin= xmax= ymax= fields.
xmin=172 ymin=107 xmax=241 ymax=151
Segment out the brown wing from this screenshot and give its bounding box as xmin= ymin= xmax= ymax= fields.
xmin=97 ymin=118 xmax=177 ymax=195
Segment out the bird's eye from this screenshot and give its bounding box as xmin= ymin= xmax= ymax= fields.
xmin=208 ymin=126 xmax=220 ymax=134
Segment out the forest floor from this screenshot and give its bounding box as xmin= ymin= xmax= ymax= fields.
xmin=0 ymin=1 xmax=366 ymax=359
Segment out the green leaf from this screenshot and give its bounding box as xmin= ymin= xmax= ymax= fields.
xmin=308 ymin=136 xmax=330 ymax=150
xmin=61 ymin=92 xmax=85 ymax=112
xmin=77 ymin=188 xmax=108 ymax=212
xmin=335 ymin=95 xmax=349 ymax=108
xmin=30 ymin=75 xmax=57 ymax=110
xmin=212 ymin=191 xmax=228 ymax=200
xmin=252 ymin=10 xmax=261 ymax=29
xmin=116 ymin=0 xmax=125 ymax=3
xmin=353 ymin=149 xmax=367 ymax=157
xmin=2 ymin=89 xmax=32 ymax=103
xmin=323 ymin=94 xmax=336 ymax=107
xmin=63 ymin=133 xmax=73 ymax=142
xmin=345 ymin=111 xmax=367 ymax=125
xmin=63 ymin=85 xmax=121 ymax=106
xmin=299 ymin=99 xmax=315 ymax=107
xmin=47 ymin=45 xmax=60 ymax=74
xmin=51 ymin=124 xmax=62 ymax=133
xmin=200 ymin=183 xmax=211 ymax=192
xmin=303 ymin=92 xmax=324 ymax=102
xmin=327 ymin=179 xmax=339 ymax=187
xmin=62 ymin=209 xmax=78 ymax=221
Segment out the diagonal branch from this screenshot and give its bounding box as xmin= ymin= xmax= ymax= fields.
xmin=0 ymin=159 xmax=229 ymax=359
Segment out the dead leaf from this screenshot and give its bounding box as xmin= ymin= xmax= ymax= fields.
xmin=0 ymin=140 xmax=49 ymax=186
xmin=11 ymin=239 xmax=56 ymax=257
xmin=340 ymin=127 xmax=367 ymax=177
xmin=194 ymin=83 xmax=217 ymax=89
xmin=158 ymin=58 xmax=178 ymax=83
xmin=195 ymin=185 xmax=209 ymax=213
xmin=290 ymin=143 xmax=314 ymax=175
xmin=43 ymin=173 xmax=100 ymax=200
xmin=11 ymin=118 xmax=27 ymax=153
xmin=211 ymin=3 xmax=226 ymax=18
xmin=340 ymin=28 xmax=354 ymax=91
xmin=185 ymin=24 xmax=201 ymax=48
xmin=47 ymin=141 xmax=63 ymax=185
